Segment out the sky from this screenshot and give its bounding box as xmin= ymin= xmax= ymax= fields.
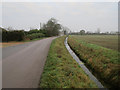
xmin=1 ymin=1 xmax=118 ymax=32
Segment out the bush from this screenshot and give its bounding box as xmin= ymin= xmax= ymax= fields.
xmin=27 ymin=29 xmax=40 ymax=34
xmin=1 ymin=28 xmax=46 ymax=42
xmin=24 ymin=29 xmax=47 ymax=36
xmin=25 ymin=33 xmax=45 ymax=40
xmin=2 ymin=30 xmax=25 ymax=42
xmin=2 ymin=29 xmax=8 ymax=42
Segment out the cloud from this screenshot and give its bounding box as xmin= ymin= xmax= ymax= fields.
xmin=2 ymin=0 xmax=120 ymax=2
xmin=0 ymin=2 xmax=2 ymax=27
xmin=2 ymin=2 xmax=118 ymax=32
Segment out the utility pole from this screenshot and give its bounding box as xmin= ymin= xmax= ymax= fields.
xmin=40 ymin=23 xmax=41 ymax=30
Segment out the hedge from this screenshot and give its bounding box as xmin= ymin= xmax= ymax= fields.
xmin=2 ymin=30 xmax=25 ymax=42
xmin=2 ymin=28 xmax=46 ymax=42
xmin=25 ymin=33 xmax=45 ymax=40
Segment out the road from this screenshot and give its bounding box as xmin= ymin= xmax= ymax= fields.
xmin=2 ymin=37 xmax=56 ymax=88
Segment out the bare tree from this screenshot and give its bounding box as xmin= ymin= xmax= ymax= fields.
xmin=62 ymin=26 xmax=70 ymax=35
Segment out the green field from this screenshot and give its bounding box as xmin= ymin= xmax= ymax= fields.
xmin=70 ymin=35 xmax=118 ymax=51
xmin=68 ymin=35 xmax=120 ymax=88
xmin=39 ymin=36 xmax=97 ymax=88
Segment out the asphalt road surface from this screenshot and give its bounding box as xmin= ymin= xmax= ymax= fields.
xmin=2 ymin=37 xmax=56 ymax=88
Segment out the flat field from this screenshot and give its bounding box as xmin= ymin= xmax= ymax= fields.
xmin=39 ymin=36 xmax=97 ymax=88
xmin=71 ymin=35 xmax=118 ymax=51
xmin=68 ymin=35 xmax=120 ymax=88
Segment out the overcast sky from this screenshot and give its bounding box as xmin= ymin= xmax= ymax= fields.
xmin=2 ymin=2 xmax=118 ymax=32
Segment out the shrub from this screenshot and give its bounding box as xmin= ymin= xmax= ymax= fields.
xmin=25 ymin=33 xmax=45 ymax=40
xmin=2 ymin=30 xmax=25 ymax=42
xmin=24 ymin=29 xmax=47 ymax=37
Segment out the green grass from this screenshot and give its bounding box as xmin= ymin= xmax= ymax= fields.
xmin=71 ymin=35 xmax=118 ymax=51
xmin=39 ymin=36 xmax=97 ymax=88
xmin=68 ymin=35 xmax=120 ymax=88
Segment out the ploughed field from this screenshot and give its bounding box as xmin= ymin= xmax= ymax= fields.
xmin=68 ymin=35 xmax=120 ymax=88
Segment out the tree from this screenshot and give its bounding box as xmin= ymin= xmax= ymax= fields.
xmin=62 ymin=26 xmax=70 ymax=35
xmin=80 ymin=30 xmax=85 ymax=35
xmin=42 ymin=18 xmax=61 ymax=36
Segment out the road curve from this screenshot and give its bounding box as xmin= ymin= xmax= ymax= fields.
xmin=2 ymin=37 xmax=56 ymax=88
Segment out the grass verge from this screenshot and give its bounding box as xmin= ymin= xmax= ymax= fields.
xmin=39 ymin=36 xmax=97 ymax=88
xmin=1 ymin=37 xmax=46 ymax=48
xmin=68 ymin=35 xmax=120 ymax=88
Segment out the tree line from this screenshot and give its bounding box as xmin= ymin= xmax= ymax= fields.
xmin=70 ymin=29 xmax=119 ymax=35
xmin=1 ymin=18 xmax=68 ymax=42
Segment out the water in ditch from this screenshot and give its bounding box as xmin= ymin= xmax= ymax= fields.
xmin=64 ymin=37 xmax=107 ymax=89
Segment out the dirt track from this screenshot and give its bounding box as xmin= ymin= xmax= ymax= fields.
xmin=2 ymin=37 xmax=56 ymax=88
